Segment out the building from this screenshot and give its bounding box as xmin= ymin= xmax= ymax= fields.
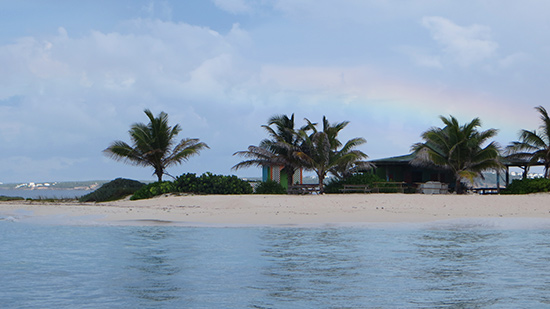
xmin=372 ymin=154 xmax=546 ymax=193
xmin=370 ymin=153 xmax=455 ymax=190
xmin=262 ymin=165 xmax=303 ymax=189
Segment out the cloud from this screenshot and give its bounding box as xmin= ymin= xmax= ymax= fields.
xmin=0 ymin=18 xmax=259 ymax=181
xmin=422 ymin=16 xmax=499 ymax=67
xmin=0 ymin=1 xmax=544 ymax=182
xmin=141 ymin=1 xmax=173 ymax=20
xmin=212 ymin=0 xmax=253 ymax=14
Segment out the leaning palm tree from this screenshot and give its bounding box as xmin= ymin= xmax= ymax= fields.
xmin=104 ymin=109 xmax=209 ymax=182
xmin=412 ymin=115 xmax=501 ymax=194
xmin=296 ymin=116 xmax=371 ymax=192
xmin=506 ymin=106 xmax=550 ymax=178
xmin=233 ymin=114 xmax=304 ymax=189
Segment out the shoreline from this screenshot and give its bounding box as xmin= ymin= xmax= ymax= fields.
xmin=1 ymin=193 xmax=550 ymax=227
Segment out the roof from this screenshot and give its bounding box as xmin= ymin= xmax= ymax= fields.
xmin=370 ymin=153 xmax=416 ymax=165
xmin=500 ymin=157 xmax=544 ymax=167
xmin=371 ymin=153 xmax=544 ymax=168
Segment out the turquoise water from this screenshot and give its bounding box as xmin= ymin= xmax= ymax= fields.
xmin=2 ymin=219 xmax=550 ymax=308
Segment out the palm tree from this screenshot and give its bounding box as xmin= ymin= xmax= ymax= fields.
xmin=506 ymin=106 xmax=550 ymax=178
xmin=104 ymin=109 xmax=209 ymax=182
xmin=411 ymin=115 xmax=501 ymax=194
xmin=233 ymin=114 xmax=303 ymax=189
xmin=296 ymin=116 xmax=371 ymax=192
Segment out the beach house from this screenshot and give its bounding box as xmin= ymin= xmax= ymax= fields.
xmin=262 ymin=165 xmax=303 ymax=189
xmin=370 ymin=153 xmax=454 ymax=190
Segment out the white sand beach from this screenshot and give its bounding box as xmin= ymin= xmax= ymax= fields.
xmin=1 ymin=193 xmax=550 ymax=226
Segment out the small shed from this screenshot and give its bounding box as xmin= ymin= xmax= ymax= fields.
xmin=262 ymin=165 xmax=303 ymax=189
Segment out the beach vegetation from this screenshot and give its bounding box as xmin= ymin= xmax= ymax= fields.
xmin=233 ymin=114 xmax=304 ymax=190
xmin=131 ymin=172 xmax=253 ymax=200
xmin=173 ymin=172 xmax=200 ymax=193
xmin=412 ymin=115 xmax=501 ymax=194
xmin=505 ymin=106 xmax=550 ymax=178
xmin=104 ymin=109 xmax=209 ymax=182
xmin=175 ymin=172 xmax=253 ymax=195
xmin=254 ymin=180 xmax=287 ymax=194
xmin=233 ymin=114 xmax=371 ymax=194
xmin=324 ymin=172 xmax=383 ymax=194
xmin=130 ymin=181 xmax=176 ymax=200
xmin=79 ymin=178 xmax=145 ymax=202
xmin=296 ymin=116 xmax=372 ymax=193
xmin=502 ymin=177 xmax=550 ymax=194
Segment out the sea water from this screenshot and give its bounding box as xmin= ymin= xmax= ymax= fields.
xmin=1 ymin=218 xmax=550 ymax=308
xmin=0 ymin=189 xmax=92 ymax=199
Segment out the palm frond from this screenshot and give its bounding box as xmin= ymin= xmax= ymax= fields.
xmin=104 ymin=109 xmax=207 ymax=181
xmin=413 ymin=114 xmax=501 ymax=191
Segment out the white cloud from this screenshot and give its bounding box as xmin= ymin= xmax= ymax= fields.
xmin=422 ymin=16 xmax=499 ymax=67
xmin=0 ymin=18 xmax=258 ymax=180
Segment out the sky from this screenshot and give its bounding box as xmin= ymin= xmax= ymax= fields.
xmin=1 ymin=0 xmax=549 ymax=183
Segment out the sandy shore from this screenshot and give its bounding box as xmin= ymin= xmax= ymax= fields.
xmin=1 ymin=193 xmax=550 ymax=226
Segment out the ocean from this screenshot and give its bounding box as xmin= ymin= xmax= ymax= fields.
xmin=2 ymin=216 xmax=550 ymax=308
xmin=0 ymin=189 xmax=92 ymax=199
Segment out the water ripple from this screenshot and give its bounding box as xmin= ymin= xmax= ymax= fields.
xmin=2 ymin=223 xmax=550 ymax=308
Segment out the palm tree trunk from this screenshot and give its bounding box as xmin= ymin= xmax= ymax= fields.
xmin=286 ymin=167 xmax=295 ymax=192
xmin=455 ymin=178 xmax=463 ymax=194
xmin=318 ymin=170 xmax=325 ymax=193
xmin=155 ymin=169 xmax=163 ymax=182
xmin=522 ymin=166 xmax=529 ymax=179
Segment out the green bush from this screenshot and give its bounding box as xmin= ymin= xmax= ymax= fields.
xmin=79 ymin=178 xmax=145 ymax=202
xmin=174 ymin=172 xmax=252 ymax=195
xmin=199 ymin=173 xmax=253 ymax=194
xmin=254 ymin=180 xmax=287 ymax=194
xmin=324 ymin=172 xmax=384 ymax=194
xmin=502 ymin=178 xmax=550 ymax=194
xmin=174 ymin=173 xmax=200 ymax=193
xmin=130 ymin=173 xmax=253 ymax=200
xmin=130 ymin=181 xmax=176 ymax=200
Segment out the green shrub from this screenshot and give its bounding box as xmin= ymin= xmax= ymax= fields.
xmin=199 ymin=173 xmax=253 ymax=194
xmin=174 ymin=173 xmax=200 ymax=193
xmin=131 ymin=173 xmax=253 ymax=200
xmin=130 ymin=181 xmax=176 ymax=200
xmin=324 ymin=172 xmax=384 ymax=194
xmin=79 ymin=178 xmax=145 ymax=202
xmin=175 ymin=172 xmax=253 ymax=195
xmin=254 ymin=180 xmax=287 ymax=194
xmin=502 ymin=178 xmax=550 ymax=194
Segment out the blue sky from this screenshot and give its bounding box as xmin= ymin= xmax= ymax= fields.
xmin=1 ymin=0 xmax=548 ymax=182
